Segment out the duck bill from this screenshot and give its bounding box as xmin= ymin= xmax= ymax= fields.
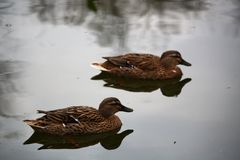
xmin=120 ymin=104 xmax=133 ymax=112
xmin=180 ymin=59 xmax=191 ymax=66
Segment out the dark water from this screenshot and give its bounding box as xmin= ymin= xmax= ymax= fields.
xmin=0 ymin=0 xmax=240 ymax=159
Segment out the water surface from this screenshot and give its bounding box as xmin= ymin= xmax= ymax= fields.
xmin=0 ymin=0 xmax=240 ymax=160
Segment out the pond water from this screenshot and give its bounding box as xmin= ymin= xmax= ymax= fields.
xmin=0 ymin=0 xmax=240 ymax=160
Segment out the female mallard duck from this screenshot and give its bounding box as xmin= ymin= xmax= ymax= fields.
xmin=91 ymin=50 xmax=191 ymax=80
xmin=24 ymin=97 xmax=133 ymax=135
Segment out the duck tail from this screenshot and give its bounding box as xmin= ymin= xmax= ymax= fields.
xmin=23 ymin=119 xmax=47 ymax=131
xmin=90 ymin=63 xmax=109 ymax=71
xmin=102 ymin=57 xmax=110 ymax=60
xmin=23 ymin=119 xmax=37 ymax=127
xmin=37 ymin=110 xmax=47 ymax=114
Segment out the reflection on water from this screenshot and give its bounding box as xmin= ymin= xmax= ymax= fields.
xmin=0 ymin=131 xmax=22 ymax=140
xmin=30 ymin=0 xmax=209 ymax=25
xmin=24 ymin=129 xmax=133 ymax=150
xmin=227 ymin=0 xmax=240 ymax=36
xmin=92 ymin=72 xmax=191 ymax=96
xmin=0 ymin=60 xmax=26 ymax=118
xmin=0 ymin=1 xmax=14 ymax=10
xmin=29 ymin=0 xmax=209 ymax=48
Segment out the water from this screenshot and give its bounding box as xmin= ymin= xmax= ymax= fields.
xmin=0 ymin=0 xmax=240 ymax=159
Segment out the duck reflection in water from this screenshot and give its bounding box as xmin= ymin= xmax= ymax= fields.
xmin=24 ymin=129 xmax=133 ymax=150
xmin=92 ymin=72 xmax=191 ymax=97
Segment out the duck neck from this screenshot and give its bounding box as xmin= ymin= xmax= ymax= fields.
xmin=160 ymin=57 xmax=175 ymax=67
xmin=99 ymin=106 xmax=115 ymax=118
xmin=160 ymin=62 xmax=176 ymax=70
xmin=159 ymin=62 xmax=182 ymax=79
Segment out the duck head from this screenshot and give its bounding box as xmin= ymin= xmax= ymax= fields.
xmin=160 ymin=50 xmax=191 ymax=68
xmin=99 ymin=97 xmax=133 ymax=118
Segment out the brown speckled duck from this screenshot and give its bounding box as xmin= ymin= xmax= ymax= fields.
xmin=24 ymin=97 xmax=133 ymax=135
xmin=91 ymin=50 xmax=191 ymax=80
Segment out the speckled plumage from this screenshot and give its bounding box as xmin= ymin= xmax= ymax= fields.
xmin=91 ymin=50 xmax=191 ymax=80
xmin=24 ymin=97 xmax=133 ymax=135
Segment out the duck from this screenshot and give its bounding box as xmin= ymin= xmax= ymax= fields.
xmin=24 ymin=97 xmax=133 ymax=135
xmin=91 ymin=50 xmax=191 ymax=80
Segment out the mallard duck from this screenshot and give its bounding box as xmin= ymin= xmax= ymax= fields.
xmin=24 ymin=97 xmax=133 ymax=135
xmin=91 ymin=50 xmax=191 ymax=80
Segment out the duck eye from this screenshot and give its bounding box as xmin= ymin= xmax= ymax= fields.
xmin=109 ymin=101 xmax=120 ymax=105
xmin=114 ymin=100 xmax=120 ymax=105
xmin=171 ymin=53 xmax=179 ymax=57
xmin=115 ymin=100 xmax=120 ymax=103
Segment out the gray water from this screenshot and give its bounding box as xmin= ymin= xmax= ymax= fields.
xmin=0 ymin=0 xmax=240 ymax=160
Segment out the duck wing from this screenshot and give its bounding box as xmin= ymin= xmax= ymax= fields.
xmin=37 ymin=106 xmax=105 ymax=124
xmin=103 ymin=53 xmax=160 ymax=70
